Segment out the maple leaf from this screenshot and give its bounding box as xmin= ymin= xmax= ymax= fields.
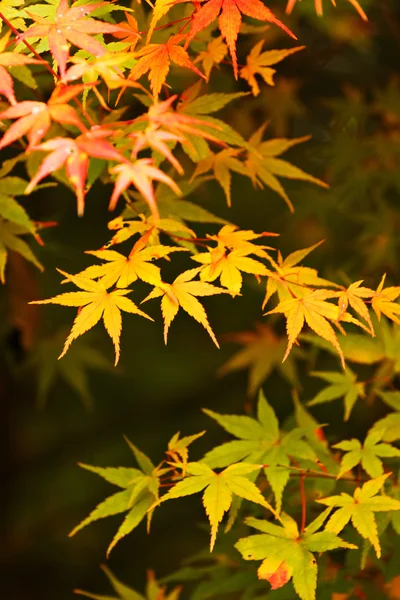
xmin=18 ymin=0 xmax=127 ymax=78
xmin=166 ymin=431 xmax=205 ymax=474
xmin=191 ymin=148 xmax=247 ymax=207
xmin=30 ymin=270 xmax=153 ymax=365
xmin=193 ymin=36 xmax=228 ymax=81
xmin=207 ymin=224 xmax=278 ymax=256
xmin=157 ymin=461 xmax=277 ymax=551
xmin=335 ymin=280 xmax=376 ymax=335
xmin=146 ymin=0 xmax=192 ymax=43
xmin=191 ymin=242 xmax=270 ymax=295
xmin=245 ymin=127 xmax=329 ymax=212
xmin=0 ymin=83 xmax=87 ymax=150
xmin=371 ymin=274 xmax=400 ymax=326
xmin=105 ymin=214 xmax=195 ymax=248
xmin=140 ymin=95 xmax=226 ymax=153
xmin=0 ymin=30 xmax=44 ymax=106
xmin=142 ymin=267 xmax=228 ymax=347
xmin=286 ymin=0 xmax=368 ymax=21
xmin=318 ymin=474 xmax=400 ymax=558
xmin=111 ymin=11 xmax=139 ymax=51
xmin=240 ymin=42 xmax=304 ymax=97
xmin=0 ymin=218 xmax=43 ymax=283
xmin=69 ymin=439 xmax=169 ymax=556
xmin=25 ymin=127 xmax=126 ymax=215
xmin=63 ymin=52 xmax=139 ymax=91
xmin=108 ymin=159 xmax=181 ymax=218
xmin=203 ymin=391 xmax=317 ymax=513
xmin=218 ymin=323 xmax=298 ymax=396
xmin=75 ymin=230 xmax=186 ymax=288
xmin=75 ymin=566 xmax=182 ymax=600
xmin=23 ymin=329 xmax=112 ymax=409
xmin=129 ymin=128 xmax=185 ymax=174
xmin=333 ymin=429 xmax=400 ymax=479
xmin=128 ymin=34 xmax=205 ymax=99
xmin=308 ymin=368 xmax=365 ymax=421
xmin=266 ymin=288 xmax=373 ymax=368
xmin=261 ymin=241 xmax=336 ymax=308
xmin=235 ymin=511 xmax=356 ymax=600
xmin=185 ymin=0 xmax=296 ymax=78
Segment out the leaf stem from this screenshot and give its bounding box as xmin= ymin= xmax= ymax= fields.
xmin=300 ymin=473 xmax=306 ymax=533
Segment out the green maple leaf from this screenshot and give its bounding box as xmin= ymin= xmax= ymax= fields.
xmin=21 ymin=329 xmax=113 ymax=409
xmin=308 ymin=368 xmax=365 ymax=422
xmin=235 ymin=510 xmax=356 ymax=600
xmin=318 ymin=474 xmax=400 ymax=558
xmin=202 ymin=391 xmax=317 ymax=513
xmin=157 ymin=461 xmax=277 ymax=551
xmin=0 ymin=178 xmax=43 ymax=282
xmin=75 ymin=566 xmax=181 ymax=600
xmin=69 ymin=438 xmax=169 ymax=556
xmin=334 ymin=429 xmax=400 ymax=479
xmin=218 ymin=323 xmax=299 ymax=396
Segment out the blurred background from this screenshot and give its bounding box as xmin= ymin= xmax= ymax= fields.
xmin=1 ymin=0 xmax=400 ymax=597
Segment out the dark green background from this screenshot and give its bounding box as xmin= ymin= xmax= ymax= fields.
xmin=1 ymin=0 xmax=400 ymax=597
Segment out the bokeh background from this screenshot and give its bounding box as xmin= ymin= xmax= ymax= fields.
xmin=2 ymin=0 xmax=400 ymax=597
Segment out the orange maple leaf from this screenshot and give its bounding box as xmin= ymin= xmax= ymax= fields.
xmin=0 ymin=84 xmax=88 ymax=150
xmin=286 ymin=0 xmax=368 ymax=21
xmin=240 ymin=42 xmax=305 ymax=96
xmin=185 ymin=0 xmax=296 ymax=78
xmin=128 ymin=34 xmax=205 ymax=98
xmin=111 ymin=11 xmax=140 ymax=51
xmin=18 ymin=0 xmax=127 ymax=78
xmin=142 ymin=267 xmax=228 ymax=346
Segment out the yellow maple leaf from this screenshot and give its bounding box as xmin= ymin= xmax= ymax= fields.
xmin=142 ymin=268 xmax=228 ymax=346
xmin=74 ymin=232 xmax=186 ymax=289
xmin=105 ymin=216 xmax=195 ymax=248
xmin=30 ymin=270 xmax=153 ymax=365
xmin=335 ymin=280 xmax=376 ymax=334
xmin=240 ymin=42 xmax=305 ymax=97
xmin=194 ymin=36 xmax=228 ymax=81
xmin=192 ymin=243 xmax=270 ymax=295
xmin=208 ymin=224 xmax=278 ymax=257
xmin=371 ymin=274 xmax=400 ymax=325
xmin=266 ymin=289 xmax=368 ymax=368
xmin=261 ymin=241 xmax=336 ymax=308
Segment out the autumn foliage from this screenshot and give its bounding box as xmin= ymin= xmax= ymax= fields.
xmin=1 ymin=0 xmax=400 ymax=599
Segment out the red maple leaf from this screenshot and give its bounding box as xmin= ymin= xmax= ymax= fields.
xmin=108 ymin=159 xmax=181 ymax=218
xmin=25 ymin=127 xmax=126 ymax=215
xmin=0 ymin=31 xmax=44 ymax=106
xmin=0 ymin=83 xmax=88 ymax=150
xmin=18 ymin=0 xmax=127 ymax=78
xmin=186 ymin=0 xmax=296 ymax=78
